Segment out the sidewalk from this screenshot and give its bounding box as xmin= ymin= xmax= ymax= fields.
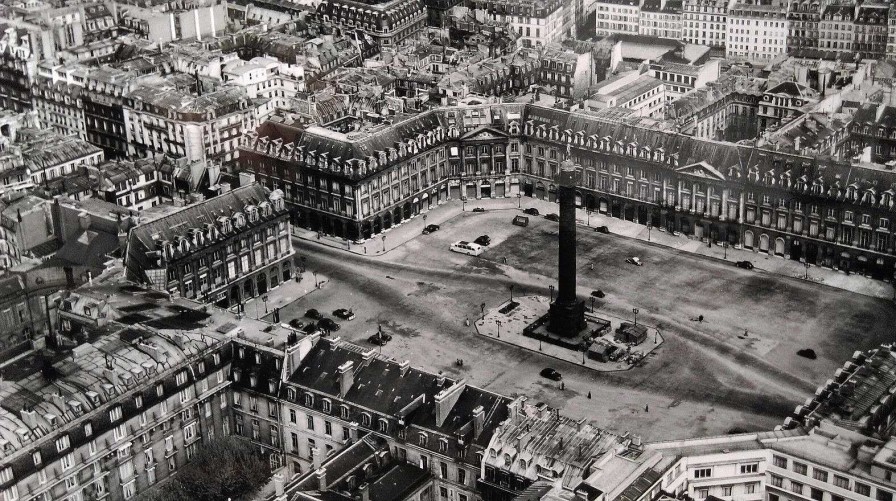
xmin=242 ymin=270 xmax=329 ymax=320
xmin=292 ymin=197 xmax=521 ymax=256
xmin=292 ymin=196 xmax=896 ymax=300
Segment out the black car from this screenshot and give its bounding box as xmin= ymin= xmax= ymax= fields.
xmin=474 ymin=235 xmax=491 ymax=246
xmin=305 ymin=308 xmax=321 ymax=320
xmin=302 ymin=323 xmax=318 ymax=334
xmin=735 ymin=260 xmax=754 ymax=270
xmin=368 ymin=334 xmax=388 ymax=346
xmin=288 ymin=319 xmax=305 ymax=329
xmin=595 ymin=225 xmax=610 ymax=234
xmin=540 ymin=368 xmax=562 ymax=381
xmin=544 ymin=213 xmax=560 ymax=222
xmin=472 ymin=207 xmax=486 ymax=213
xmin=422 ymin=224 xmax=440 ymax=234
xmin=523 ymin=208 xmax=540 ymax=216
xmin=318 ymin=318 xmax=341 ymax=331
xmin=333 ymin=308 xmax=355 ymax=320
xmin=590 ymin=290 xmax=605 ymax=298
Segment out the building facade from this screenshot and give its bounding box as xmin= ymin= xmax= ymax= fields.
xmin=726 ymin=4 xmax=789 ymax=62
xmin=787 ymin=0 xmax=820 ymax=54
xmin=595 ymin=0 xmax=641 ymax=37
xmin=639 ymin=0 xmax=683 ymax=40
xmin=468 ymin=0 xmax=567 ymax=48
xmin=681 ymin=0 xmax=729 ymax=48
xmin=124 ymin=183 xmax=295 ymax=309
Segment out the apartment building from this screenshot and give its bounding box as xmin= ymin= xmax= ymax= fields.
xmin=586 ymin=70 xmax=667 ymax=118
xmin=468 ymin=0 xmax=567 ymax=48
xmin=665 ymin=68 xmax=764 ymax=140
xmin=726 ymin=4 xmax=789 ymax=62
xmin=819 ymin=5 xmax=855 ymax=54
xmin=650 ymin=58 xmax=722 ymax=100
xmin=123 ymin=183 xmax=294 ymax=308
xmin=639 ymin=0 xmax=683 ymax=40
xmin=317 ymin=0 xmax=426 ymax=51
xmin=0 ymin=287 xmax=242 ymax=501
xmin=22 ymin=130 xmax=104 ymax=186
xmin=595 ymin=0 xmax=641 ymax=37
xmin=853 ymin=4 xmax=888 ymax=61
xmin=787 ymin=0 xmax=820 ymax=54
xmin=91 ymin=157 xmax=175 ymax=211
xmin=681 ymin=0 xmax=729 ymax=48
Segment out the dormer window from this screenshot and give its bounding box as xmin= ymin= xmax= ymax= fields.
xmin=504 ymin=453 xmax=512 ymax=467
xmin=439 ymin=438 xmax=448 ymax=452
xmin=84 ymin=422 xmax=92 ymax=436
xmin=175 ymin=371 xmax=187 ymax=386
xmin=419 ymin=432 xmax=428 ymax=446
xmin=55 ymin=435 xmax=70 ymax=452
xmin=304 ymin=393 xmax=314 ymax=407
xmin=109 ymin=406 xmax=122 ymax=422
xmin=378 ymin=419 xmax=388 ymax=432
xmin=361 ymin=413 xmax=371 ymax=427
xmin=213 ymin=353 xmax=221 ymax=365
xmin=341 ymin=406 xmax=350 ymax=419
xmin=135 ymin=395 xmax=143 ymax=408
xmin=322 ymin=399 xmax=332 ymax=413
xmin=287 ymin=388 xmax=295 ymax=401
xmin=519 ymin=459 xmax=527 ymax=470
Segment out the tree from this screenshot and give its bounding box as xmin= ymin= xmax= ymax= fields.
xmin=137 ymin=437 xmax=271 ymax=501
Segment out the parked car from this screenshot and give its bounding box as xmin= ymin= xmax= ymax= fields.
xmin=590 ymin=290 xmax=605 ymax=298
xmin=289 ymin=319 xmax=305 ymax=329
xmin=735 ymin=260 xmax=754 ymax=270
xmin=302 ymin=323 xmax=318 ymax=334
xmin=474 ymin=235 xmax=491 ymax=246
xmin=422 ymin=224 xmax=440 ymax=234
xmin=512 ymin=216 xmax=529 ymax=227
xmin=544 ymin=213 xmax=560 ymax=222
xmin=523 ymin=208 xmax=540 ymax=216
xmin=318 ymin=318 xmax=341 ymax=331
xmin=472 ymin=207 xmax=486 ymax=213
xmin=333 ymin=308 xmax=355 ymax=320
xmin=595 ymin=225 xmax=610 ymax=234
xmin=540 ymin=368 xmax=562 ymax=381
xmin=625 ymin=257 xmax=643 ymax=266
xmin=368 ymin=334 xmax=388 ymax=346
xmin=305 ymin=308 xmax=321 ymax=319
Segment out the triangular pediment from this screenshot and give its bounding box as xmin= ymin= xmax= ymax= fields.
xmin=675 ymin=161 xmax=726 ymax=181
xmin=460 ymin=125 xmax=509 ymax=141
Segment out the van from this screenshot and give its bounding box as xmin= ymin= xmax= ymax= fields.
xmin=450 ymin=241 xmax=484 ymax=256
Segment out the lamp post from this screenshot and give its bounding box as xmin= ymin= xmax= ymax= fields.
xmin=549 ymin=285 xmax=554 ymax=302
xmin=423 ymin=214 xmax=427 ymax=225
xmin=263 ymin=294 xmax=269 ymax=314
xmin=723 ymin=241 xmax=729 ymax=259
xmin=647 ymin=222 xmax=652 ymax=242
xmin=382 ymin=234 xmax=386 ymax=252
xmin=300 ymin=256 xmax=306 ymax=273
xmin=539 ymin=337 xmax=543 ymax=351
xmin=586 ymin=209 xmax=591 ymax=226
xmin=517 ymin=193 xmax=522 ymax=208
xmin=633 ymin=307 xmax=639 ymax=327
xmin=480 ymin=302 xmax=486 ymax=318
xmin=805 ymin=261 xmax=810 ymax=280
xmin=462 ymin=198 xmax=467 ymax=212
xmin=313 ymin=272 xmax=319 ymax=288
xmin=496 ymin=319 xmax=501 ymax=338
xmin=590 ymin=296 xmax=595 ymax=313
xmin=509 ymin=284 xmax=514 ymax=302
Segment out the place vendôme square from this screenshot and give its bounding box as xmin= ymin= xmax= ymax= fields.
xmin=1 ymin=0 xmax=896 ymax=499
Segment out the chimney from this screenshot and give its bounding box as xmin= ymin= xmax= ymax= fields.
xmin=434 ymin=381 xmax=466 ymax=427
xmin=20 ymin=408 xmax=37 ymax=428
xmin=338 ymin=361 xmax=354 ymax=397
xmin=311 ymin=447 xmax=322 ymax=471
xmin=103 ymin=368 xmax=120 ymax=386
xmin=359 ymin=482 xmax=370 ymax=501
xmin=316 ymin=468 xmax=327 ymax=491
xmin=399 ymin=360 xmax=410 ymax=376
xmin=50 ymin=392 xmax=65 ymax=411
xmin=472 ymin=405 xmax=485 ymax=439
xmin=78 ymin=211 xmax=90 ymax=230
xmin=273 ymin=473 xmax=285 ymax=497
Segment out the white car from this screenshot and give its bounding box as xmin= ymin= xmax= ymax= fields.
xmin=625 ymin=257 xmax=643 ymax=266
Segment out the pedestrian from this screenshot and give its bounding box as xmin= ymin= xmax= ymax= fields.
xmin=364 ymin=246 xmax=367 ymax=254
xmin=560 ymin=382 xmax=565 ymax=390
xmin=590 ymin=263 xmax=594 ymax=270
xmin=587 ymin=391 xmax=592 ymax=399
xmin=698 ymin=315 xmax=704 ymax=322
xmin=645 ymin=404 xmax=649 ymax=412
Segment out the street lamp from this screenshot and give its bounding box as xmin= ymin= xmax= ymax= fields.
xmin=263 ymin=294 xmax=269 ymax=314
xmin=423 ymin=214 xmax=427 ymax=224
xmin=509 ymin=284 xmax=515 ymax=302
xmin=633 ymin=307 xmax=639 ymax=326
xmin=539 ymin=337 xmax=543 ymax=351
xmin=586 ymin=209 xmax=591 ymax=226
xmin=462 ymin=198 xmax=467 ymax=212
xmin=517 ymin=193 xmax=522 ymax=208
xmin=805 ymin=261 xmax=810 ymax=280
xmin=496 ymin=319 xmax=501 ymax=338
xmin=300 ymin=256 xmax=307 ymax=273
xmin=590 ymin=296 xmax=595 ymax=313
xmin=313 ymin=272 xmax=319 ymax=288
xmin=480 ymin=302 xmax=486 ymax=317
xmin=647 ymin=222 xmax=652 ymax=242
xmin=549 ymin=285 xmax=554 ymax=302
xmin=382 ymin=234 xmax=386 ymax=252
xmin=723 ymin=241 xmax=729 ymax=260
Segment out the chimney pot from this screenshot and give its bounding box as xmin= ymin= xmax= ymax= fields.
xmin=316 ymin=468 xmax=327 ymax=491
